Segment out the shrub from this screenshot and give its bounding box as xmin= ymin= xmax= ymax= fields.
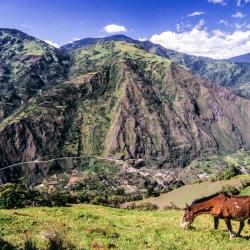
xmin=24 ymin=237 xmax=38 ymax=250
xmin=127 ymin=202 xmax=159 ymax=211
xmin=241 ymin=179 xmax=250 ymax=188
xmin=0 ymin=183 xmax=71 ymax=208
xmin=0 ymin=237 xmax=16 ymax=250
xmin=47 ymin=191 xmax=70 ymax=206
xmin=127 ymin=193 xmax=143 ymax=202
xmin=221 ymin=185 xmax=240 ymax=195
xmin=107 ymin=195 xmax=126 ymax=207
xmin=216 ymin=166 xmax=240 ymax=180
xmin=114 ymin=187 xmax=125 ymax=195
xmin=90 ymin=195 xmax=108 ymax=205
xmin=0 ymin=183 xmax=30 ymax=209
xmin=43 ymin=228 xmax=75 ymax=250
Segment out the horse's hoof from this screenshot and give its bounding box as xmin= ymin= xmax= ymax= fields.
xmin=230 ymin=234 xmax=237 ymax=240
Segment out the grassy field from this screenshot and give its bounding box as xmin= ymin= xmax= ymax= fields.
xmin=123 ymin=176 xmax=249 ymax=209
xmin=1 ymin=204 xmax=250 ymax=250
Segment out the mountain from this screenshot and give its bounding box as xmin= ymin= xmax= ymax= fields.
xmin=228 ymin=53 xmax=250 ymax=63
xmin=62 ymin=35 xmax=250 ymax=99
xmin=0 ymin=28 xmax=68 ymax=122
xmin=1 ymin=36 xmax=250 ymax=189
xmin=61 ymin=34 xmax=135 ymax=51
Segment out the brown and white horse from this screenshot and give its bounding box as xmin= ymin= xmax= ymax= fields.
xmin=181 ymin=192 xmax=250 ymax=238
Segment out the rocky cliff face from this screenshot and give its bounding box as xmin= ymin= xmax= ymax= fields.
xmin=62 ymin=35 xmax=250 ymax=99
xmin=0 ymin=28 xmax=68 ymax=121
xmin=1 ymin=39 xmax=250 ymax=185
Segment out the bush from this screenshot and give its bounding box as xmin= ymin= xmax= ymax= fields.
xmin=0 ymin=183 xmax=71 ymax=208
xmin=216 ymin=166 xmax=240 ymax=180
xmin=221 ymin=185 xmax=240 ymax=195
xmin=127 ymin=202 xmax=159 ymax=211
xmin=43 ymin=228 xmax=76 ymax=250
xmin=0 ymin=183 xmax=30 ymax=209
xmin=241 ymin=179 xmax=250 ymax=188
xmin=107 ymin=195 xmax=126 ymax=207
xmin=24 ymin=237 xmax=38 ymax=250
xmin=127 ymin=193 xmax=143 ymax=202
xmin=0 ymin=237 xmax=16 ymax=250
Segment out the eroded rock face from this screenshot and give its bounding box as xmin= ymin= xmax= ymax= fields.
xmin=0 ymin=28 xmax=68 ymax=121
xmin=0 ymin=40 xmax=250 ymax=185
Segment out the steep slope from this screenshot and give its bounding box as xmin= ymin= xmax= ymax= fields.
xmin=228 ymin=53 xmax=250 ymax=63
xmin=1 ymin=41 xmax=250 ymax=185
xmin=62 ymin=35 xmax=250 ymax=98
xmin=0 ymin=28 xmax=68 ymax=121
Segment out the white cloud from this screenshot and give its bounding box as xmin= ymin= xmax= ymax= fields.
xmin=236 ymin=0 xmax=241 ymax=6
xmin=195 ymin=19 xmax=206 ymax=30
xmin=20 ymin=24 xmax=32 ymax=29
xmin=188 ymin=11 xmax=204 ymax=17
xmin=176 ymin=22 xmax=192 ymax=32
xmin=150 ymin=27 xmax=250 ymax=59
xmin=138 ymin=37 xmax=147 ymax=41
xmin=44 ymin=40 xmax=60 ymax=48
xmin=219 ymin=19 xmax=228 ymax=25
xmin=104 ymin=24 xmax=127 ymax=33
xmin=232 ymin=12 xmax=246 ymax=18
xmin=208 ymin=0 xmax=226 ymax=5
xmin=235 ymin=22 xmax=247 ymax=29
xmin=236 ymin=0 xmax=250 ymax=5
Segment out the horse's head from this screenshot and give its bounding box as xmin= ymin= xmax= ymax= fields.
xmin=180 ymin=204 xmax=195 ymax=229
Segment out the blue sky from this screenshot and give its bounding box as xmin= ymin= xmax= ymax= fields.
xmin=0 ymin=0 xmax=250 ymax=58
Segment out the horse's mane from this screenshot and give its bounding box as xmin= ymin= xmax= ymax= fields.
xmin=191 ymin=192 xmax=225 ymax=205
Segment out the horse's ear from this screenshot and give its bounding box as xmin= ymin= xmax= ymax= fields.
xmin=185 ymin=203 xmax=191 ymax=210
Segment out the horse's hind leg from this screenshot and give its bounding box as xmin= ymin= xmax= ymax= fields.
xmin=224 ymin=219 xmax=236 ymax=239
xmin=214 ymin=217 xmax=219 ymax=230
xmin=236 ymin=221 xmax=244 ymax=236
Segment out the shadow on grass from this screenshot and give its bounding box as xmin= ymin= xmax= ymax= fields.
xmin=0 ymin=237 xmax=16 ymax=250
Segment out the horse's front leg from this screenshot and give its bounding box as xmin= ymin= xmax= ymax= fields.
xmin=224 ymin=218 xmax=236 ymax=239
xmin=214 ymin=217 xmax=219 ymax=230
xmin=236 ymin=221 xmax=244 ymax=236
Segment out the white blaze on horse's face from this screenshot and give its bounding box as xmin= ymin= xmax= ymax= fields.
xmin=180 ymin=208 xmax=194 ymax=229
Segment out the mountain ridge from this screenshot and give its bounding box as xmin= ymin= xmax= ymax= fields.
xmin=1 ymin=38 xmax=250 ymax=189
xmin=61 ymin=34 xmax=250 ymax=98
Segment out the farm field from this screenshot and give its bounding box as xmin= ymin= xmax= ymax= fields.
xmin=1 ymin=204 xmax=250 ymax=250
xmin=123 ymin=175 xmax=250 ymax=209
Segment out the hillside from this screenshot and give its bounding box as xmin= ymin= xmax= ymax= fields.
xmin=0 ymin=28 xmax=68 ymax=122
xmin=228 ymin=53 xmax=250 ymax=63
xmin=1 ymin=38 xmax=250 ymax=192
xmin=62 ymin=35 xmax=250 ymax=98
xmin=1 ymin=204 xmax=250 ymax=250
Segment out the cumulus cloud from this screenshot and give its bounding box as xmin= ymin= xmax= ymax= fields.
xmin=208 ymin=0 xmax=226 ymax=5
xmin=150 ymin=27 xmax=250 ymax=59
xmin=104 ymin=24 xmax=127 ymax=33
xmin=236 ymin=0 xmax=250 ymax=6
xmin=176 ymin=22 xmax=192 ymax=32
xmin=219 ymin=19 xmax=228 ymax=25
xmin=195 ymin=19 xmax=206 ymax=29
xmin=44 ymin=40 xmax=60 ymax=48
xmin=188 ymin=11 xmax=204 ymax=17
xmin=232 ymin=12 xmax=246 ymax=18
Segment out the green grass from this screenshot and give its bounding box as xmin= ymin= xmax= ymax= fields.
xmin=1 ymin=204 xmax=250 ymax=250
xmin=240 ymin=186 xmax=250 ymax=195
xmin=124 ymin=176 xmax=250 ymax=210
